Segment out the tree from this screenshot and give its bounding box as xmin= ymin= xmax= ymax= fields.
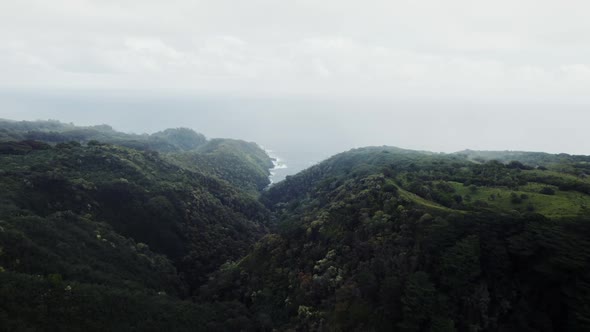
xmin=399 ymin=272 xmax=437 ymax=331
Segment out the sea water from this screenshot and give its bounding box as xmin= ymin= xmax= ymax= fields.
xmin=261 ymin=146 xmax=322 ymax=184
xmin=3 ymin=89 xmax=590 ymax=186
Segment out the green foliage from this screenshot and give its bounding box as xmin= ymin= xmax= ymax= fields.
xmin=0 ymin=121 xmax=276 ymax=329
xmin=150 ymin=127 xmax=207 ymax=151
xmin=201 ymin=146 xmax=590 ymax=331
xmin=2 ymin=120 xmax=590 ymax=331
xmin=0 ymin=142 xmax=271 ymax=289
xmin=168 ymin=139 xmax=273 ymax=193
xmin=0 ymin=119 xmax=208 ymax=153
xmin=399 ymin=271 xmax=438 ymax=331
xmin=0 ymin=271 xmax=253 ymax=331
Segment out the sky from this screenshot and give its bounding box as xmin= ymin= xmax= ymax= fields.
xmin=1 ymin=0 xmax=590 ymax=99
xmin=1 ymin=0 xmax=589 ymax=158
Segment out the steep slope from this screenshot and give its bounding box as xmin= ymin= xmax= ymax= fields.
xmin=202 ymin=146 xmax=590 ymax=331
xmin=0 ymin=141 xmax=270 ymax=288
xmin=0 ymin=131 xmax=273 ymax=330
xmin=3 ymin=120 xmax=590 ymax=332
xmin=169 ymin=138 xmax=274 ymax=193
xmin=0 ymin=119 xmax=273 ymax=192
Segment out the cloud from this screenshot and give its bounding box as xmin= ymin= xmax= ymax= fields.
xmin=1 ymin=0 xmax=590 ymax=100
xmin=560 ymin=64 xmax=590 ymax=81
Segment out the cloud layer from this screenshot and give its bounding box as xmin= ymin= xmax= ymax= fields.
xmin=2 ymin=0 xmax=590 ymax=99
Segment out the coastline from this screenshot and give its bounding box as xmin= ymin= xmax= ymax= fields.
xmin=260 ymin=145 xmax=288 ymax=185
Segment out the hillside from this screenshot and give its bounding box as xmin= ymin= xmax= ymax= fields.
xmin=0 ymin=119 xmax=273 ymax=193
xmin=1 ymin=122 xmax=590 ymax=331
xmin=0 ymin=121 xmax=274 ymax=330
xmin=169 ymin=138 xmax=274 ymax=193
xmin=0 ymin=119 xmax=207 ymax=153
xmin=456 ymin=149 xmax=590 ymax=177
xmin=202 ymin=146 xmax=590 ymax=331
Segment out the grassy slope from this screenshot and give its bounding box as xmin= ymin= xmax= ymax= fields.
xmin=396 ymin=185 xmax=458 ymax=213
xmin=266 ymin=146 xmax=590 ymax=220
xmin=450 ymin=181 xmax=590 ymax=218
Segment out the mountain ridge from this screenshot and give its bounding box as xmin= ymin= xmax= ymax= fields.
xmin=1 ymin=120 xmax=589 ymax=331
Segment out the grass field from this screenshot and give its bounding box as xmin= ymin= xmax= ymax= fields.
xmin=450 ymin=181 xmax=590 ymax=218
xmin=396 ymin=186 xmax=459 ymax=214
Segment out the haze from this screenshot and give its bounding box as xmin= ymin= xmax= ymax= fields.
xmin=1 ymin=0 xmax=589 ymax=163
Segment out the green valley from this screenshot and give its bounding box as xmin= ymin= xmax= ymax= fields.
xmin=1 ymin=121 xmax=590 ymax=331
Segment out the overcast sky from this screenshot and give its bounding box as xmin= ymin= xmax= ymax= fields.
xmin=1 ymin=1 xmax=589 ymax=157
xmin=1 ymin=0 xmax=590 ymax=100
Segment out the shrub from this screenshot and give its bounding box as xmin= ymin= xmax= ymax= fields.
xmin=510 ymin=192 xmax=523 ymax=204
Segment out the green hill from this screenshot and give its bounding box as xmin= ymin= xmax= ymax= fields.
xmin=169 ymin=138 xmax=274 ymax=193
xmin=0 ymin=119 xmax=208 ymax=153
xmin=0 ymin=121 xmax=274 ymax=330
xmin=202 ymin=146 xmax=590 ymax=331
xmin=1 ymin=121 xmax=590 ymax=332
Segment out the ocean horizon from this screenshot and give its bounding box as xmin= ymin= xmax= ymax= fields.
xmin=2 ymin=89 xmax=590 ymax=186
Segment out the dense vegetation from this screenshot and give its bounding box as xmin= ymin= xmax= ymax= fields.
xmin=0 ymin=119 xmax=207 ymax=152
xmin=169 ymin=138 xmax=274 ymax=193
xmin=1 ymin=120 xmax=590 ymax=331
xmin=0 ymin=120 xmax=272 ymax=330
xmin=203 ymin=147 xmax=590 ymax=331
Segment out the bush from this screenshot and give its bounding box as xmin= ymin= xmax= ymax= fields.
xmin=510 ymin=192 xmax=523 ymax=204
xmin=383 ymin=183 xmax=398 ymax=193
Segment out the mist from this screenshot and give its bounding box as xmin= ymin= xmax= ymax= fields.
xmin=1 ymin=88 xmax=588 ymax=180
xmin=2 ymin=0 xmax=589 ymax=175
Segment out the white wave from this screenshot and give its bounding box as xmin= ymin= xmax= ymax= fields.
xmin=259 ymin=144 xmax=288 ymax=185
xmin=262 ymin=147 xmax=288 ymax=170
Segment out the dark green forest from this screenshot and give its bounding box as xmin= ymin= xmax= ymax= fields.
xmin=1 ymin=120 xmax=589 ymax=331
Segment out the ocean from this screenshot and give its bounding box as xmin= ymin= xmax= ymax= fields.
xmin=2 ymin=89 xmax=590 ymax=184
xmin=262 ymin=146 xmax=321 ymax=184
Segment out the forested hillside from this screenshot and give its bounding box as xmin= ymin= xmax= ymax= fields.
xmin=0 ymin=119 xmax=207 ymax=152
xmin=0 ymin=121 xmax=273 ymax=330
xmin=0 ymin=119 xmax=273 ymax=194
xmin=202 ymin=147 xmax=590 ymax=331
xmin=1 ymin=121 xmax=589 ymax=331
xmin=169 ymin=139 xmax=274 ymax=193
